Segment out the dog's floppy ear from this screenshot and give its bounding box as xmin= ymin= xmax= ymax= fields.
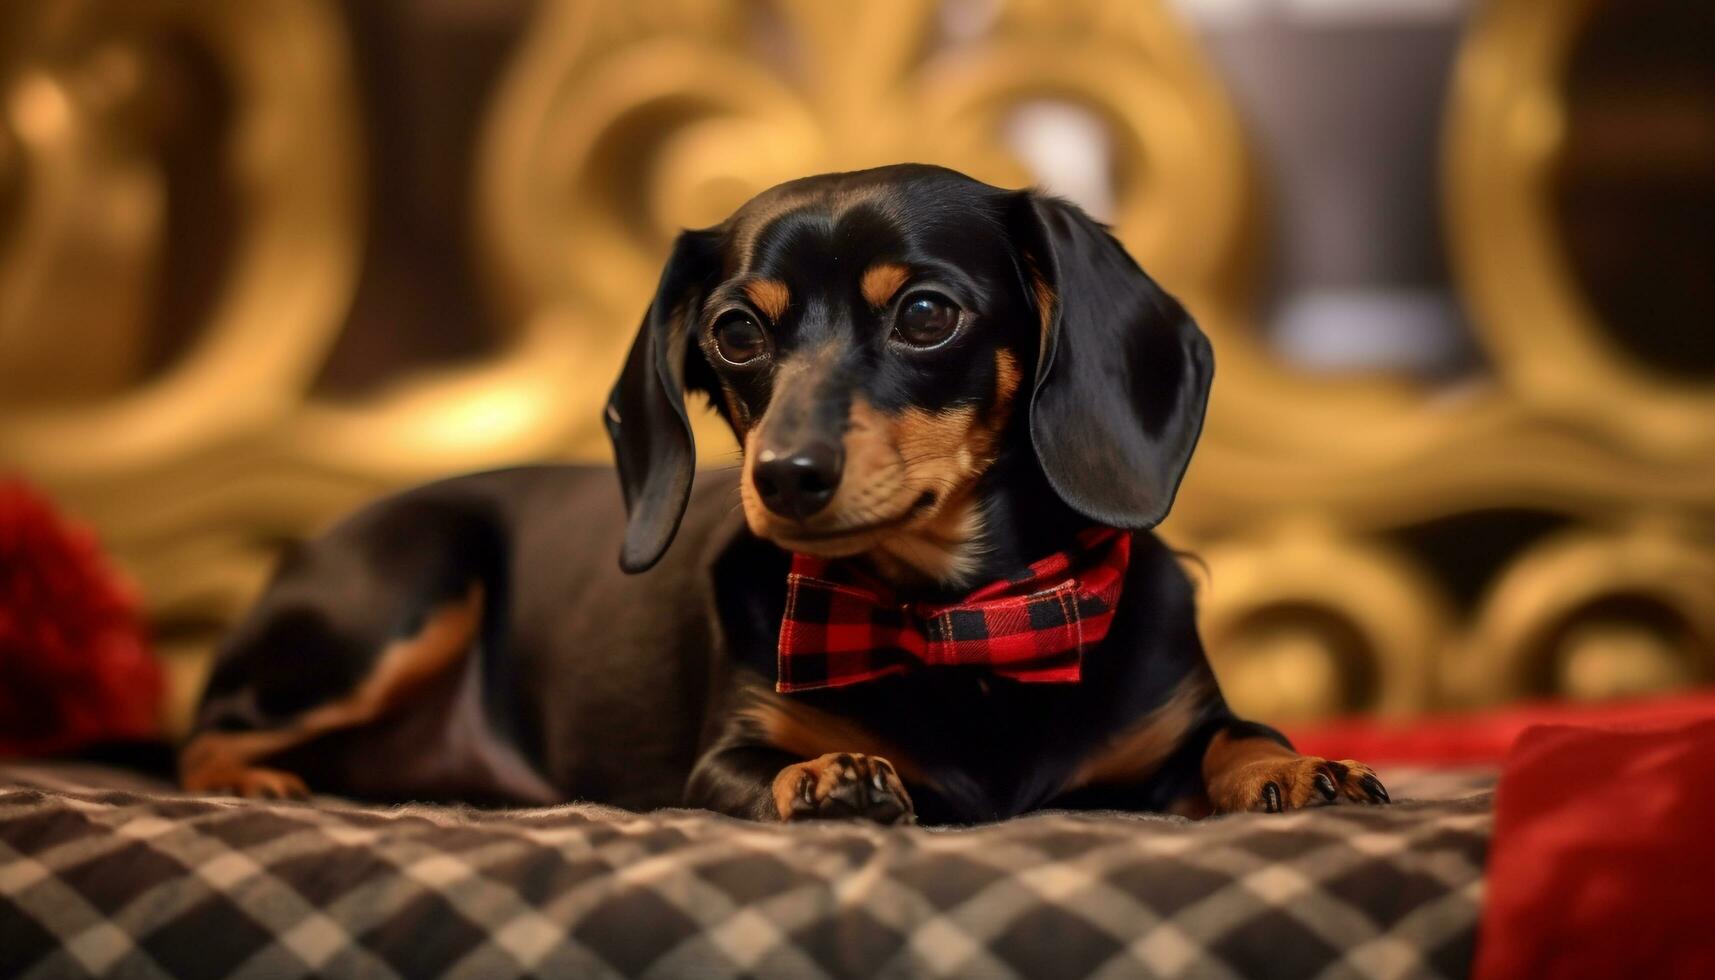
xmin=1010 ymin=192 xmax=1214 ymax=528
xmin=605 ymin=229 xmax=720 ymax=573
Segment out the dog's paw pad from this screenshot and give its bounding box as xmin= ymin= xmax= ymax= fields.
xmin=773 ymin=753 xmax=914 ymax=824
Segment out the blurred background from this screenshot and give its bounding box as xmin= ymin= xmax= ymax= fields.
xmin=2 ymin=0 xmax=1711 ymax=741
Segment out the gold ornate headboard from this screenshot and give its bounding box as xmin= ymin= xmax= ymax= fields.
xmin=3 ymin=0 xmax=1710 ymax=736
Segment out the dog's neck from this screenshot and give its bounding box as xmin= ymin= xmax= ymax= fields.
xmin=858 ymin=446 xmax=1089 ymax=599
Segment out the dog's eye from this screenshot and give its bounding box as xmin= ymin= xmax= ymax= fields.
xmin=893 ymin=293 xmax=961 ymax=349
xmin=713 ymin=314 xmax=769 ymax=365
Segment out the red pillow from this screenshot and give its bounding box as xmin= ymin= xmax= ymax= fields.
xmin=1474 ymin=718 xmax=1715 ymax=979
xmin=1288 ymin=690 xmax=1715 ymax=767
xmin=0 ymin=479 xmax=163 ymax=757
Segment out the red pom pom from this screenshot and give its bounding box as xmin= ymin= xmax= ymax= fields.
xmin=0 ymin=478 xmax=164 ymax=757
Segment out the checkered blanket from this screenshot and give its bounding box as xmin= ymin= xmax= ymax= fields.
xmin=0 ymin=765 xmax=1492 ymax=979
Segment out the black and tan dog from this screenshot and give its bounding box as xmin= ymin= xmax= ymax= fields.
xmin=181 ymin=164 xmax=1387 ymax=824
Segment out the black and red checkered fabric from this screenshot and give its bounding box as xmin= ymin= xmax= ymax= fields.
xmin=776 ymin=528 xmax=1131 ymax=693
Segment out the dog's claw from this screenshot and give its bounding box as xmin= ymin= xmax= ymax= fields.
xmin=1210 ymin=754 xmax=1390 ymax=814
xmin=1313 ymin=771 xmax=1338 ymax=802
xmin=1261 ymin=781 xmax=1282 ymax=813
xmin=1361 ymin=773 xmax=1390 ymax=804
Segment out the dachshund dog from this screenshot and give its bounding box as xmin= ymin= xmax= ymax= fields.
xmin=181 ymin=164 xmax=1388 ymax=824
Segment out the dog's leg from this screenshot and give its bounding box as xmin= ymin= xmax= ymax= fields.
xmin=181 ymin=583 xmax=483 ymax=799
xmin=687 ymin=687 xmax=919 ymax=823
xmin=1201 ymin=720 xmax=1389 ymax=814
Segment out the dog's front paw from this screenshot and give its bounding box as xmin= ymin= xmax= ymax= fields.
xmin=772 ymin=753 xmax=915 ymax=824
xmin=185 ymin=765 xmax=310 ymax=801
xmin=1209 ymin=756 xmax=1389 ymax=814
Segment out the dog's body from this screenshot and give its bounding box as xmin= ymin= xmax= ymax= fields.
xmin=183 ymin=165 xmax=1386 ymax=823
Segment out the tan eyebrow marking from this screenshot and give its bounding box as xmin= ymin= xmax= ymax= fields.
xmin=860 ymin=261 xmax=912 ymax=308
xmin=743 ymin=279 xmax=791 ymax=321
xmin=993 ymin=349 xmax=1022 ymax=407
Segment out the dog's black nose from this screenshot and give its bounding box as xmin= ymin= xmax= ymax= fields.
xmin=754 ymin=443 xmax=842 ymax=519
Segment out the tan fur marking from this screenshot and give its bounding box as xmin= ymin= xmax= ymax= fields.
xmin=739 ymin=428 xmax=769 ymax=533
xmin=860 ymin=261 xmax=911 ymax=307
xmin=842 ymin=394 xmax=905 ymax=497
xmin=966 ymin=348 xmax=1025 ymax=462
xmin=771 ymin=765 xmax=805 ymax=820
xmin=1201 ymin=730 xmax=1296 ymax=798
xmin=1029 ymin=265 xmax=1057 ymax=357
xmin=721 ymin=387 xmax=751 ymax=434
xmin=893 ymin=405 xmax=979 ymax=465
xmin=859 ymin=351 xmax=1022 ymax=586
xmin=874 ymin=402 xmax=999 ymax=587
xmin=1062 ymin=676 xmax=1211 ymax=793
xmin=743 ymin=279 xmax=791 ymax=321
xmin=993 ymin=349 xmax=1022 ymax=409
xmin=180 ymin=584 xmax=484 ymax=794
xmin=869 ymin=491 xmax=987 ymax=586
xmin=740 ymin=691 xmax=927 ymax=785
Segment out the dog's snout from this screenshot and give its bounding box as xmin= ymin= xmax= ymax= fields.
xmin=754 ymin=443 xmax=843 ymax=520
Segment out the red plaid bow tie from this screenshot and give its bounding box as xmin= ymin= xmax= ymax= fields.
xmin=776 ymin=527 xmax=1131 ymax=693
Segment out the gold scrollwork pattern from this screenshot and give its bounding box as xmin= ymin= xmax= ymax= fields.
xmin=2 ymin=0 xmax=1709 ymax=733
xmin=1196 ymin=523 xmax=1451 ymax=722
xmin=1444 ymin=0 xmax=1715 ymax=452
xmin=1188 ymin=0 xmax=1715 ymax=720
xmin=1 ymin=0 xmax=367 ymax=727
xmin=1455 ymin=521 xmax=1715 ymax=706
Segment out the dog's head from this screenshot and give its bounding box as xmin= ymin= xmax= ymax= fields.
xmin=606 ymin=164 xmax=1212 ymax=580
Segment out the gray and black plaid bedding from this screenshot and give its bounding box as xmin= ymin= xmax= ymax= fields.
xmin=0 ymin=765 xmax=1493 ymax=979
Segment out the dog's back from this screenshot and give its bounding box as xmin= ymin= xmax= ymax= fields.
xmin=186 ymin=465 xmax=743 ymax=807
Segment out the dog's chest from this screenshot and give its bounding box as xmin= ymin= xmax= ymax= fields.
xmin=712 ymin=539 xmax=1175 ymax=821
xmin=796 ymin=672 xmax=1098 ymax=822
